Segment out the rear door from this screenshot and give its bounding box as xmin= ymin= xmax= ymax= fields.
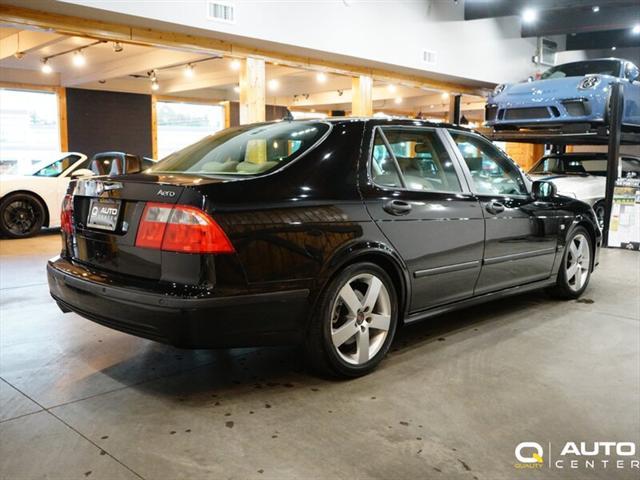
xmin=361 ymin=125 xmax=485 ymax=312
xmin=446 ymin=130 xmax=559 ymax=294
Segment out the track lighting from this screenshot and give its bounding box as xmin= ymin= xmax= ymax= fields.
xmin=230 ymin=59 xmax=241 ymax=70
xmin=316 ymin=72 xmax=327 ymax=83
xmin=233 ymin=85 xmax=240 ymax=93
xmin=113 ymin=42 xmax=123 ymax=53
xmin=394 ymin=97 xmax=402 ymax=104
xmin=40 ymin=59 xmax=52 ymax=74
xmin=151 ymin=79 xmax=159 ymax=91
xmin=72 ymin=50 xmax=86 ymax=67
xmin=387 ymin=84 xmax=397 ymax=93
xmin=184 ymin=64 xmax=194 ymax=78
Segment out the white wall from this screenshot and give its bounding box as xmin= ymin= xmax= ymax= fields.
xmin=57 ymin=0 xmax=545 ymax=86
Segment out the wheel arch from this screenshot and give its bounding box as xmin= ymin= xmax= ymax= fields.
xmin=0 ymin=190 xmax=50 ymax=227
xmin=316 ymin=241 xmax=411 ymax=322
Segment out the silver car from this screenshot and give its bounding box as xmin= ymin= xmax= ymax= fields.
xmin=528 ymin=153 xmax=640 ymax=227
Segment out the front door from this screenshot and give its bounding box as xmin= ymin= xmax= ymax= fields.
xmin=361 ymin=126 xmax=485 ymax=312
xmin=447 ymin=131 xmax=559 ymax=295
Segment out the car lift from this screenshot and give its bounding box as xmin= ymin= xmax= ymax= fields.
xmin=481 ymin=83 xmax=640 ymax=246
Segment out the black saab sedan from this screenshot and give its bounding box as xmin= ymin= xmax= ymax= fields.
xmin=47 ymin=118 xmax=601 ymax=377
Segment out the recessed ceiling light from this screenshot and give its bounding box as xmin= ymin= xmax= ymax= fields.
xmin=184 ymin=64 xmax=194 ymax=78
xmin=268 ymin=79 xmax=279 ymax=91
xmin=230 ymin=59 xmax=241 ymax=70
xmin=233 ymin=85 xmax=240 ymax=93
xmin=72 ymin=50 xmax=86 ymax=67
xmin=592 ymin=5 xmax=599 ymax=13
xmin=387 ymin=84 xmax=397 ymax=93
xmin=441 ymin=92 xmax=450 ymax=99
xmin=316 ymin=72 xmax=327 ymax=83
xmin=632 ymin=24 xmax=640 ymax=34
xmin=611 ymin=46 xmax=617 ymax=51
xmin=521 ymin=8 xmax=538 ymax=24
xmin=394 ymin=97 xmax=402 ymax=104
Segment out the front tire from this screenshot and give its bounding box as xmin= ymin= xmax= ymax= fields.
xmin=305 ymin=262 xmax=398 ymax=378
xmin=0 ymin=193 xmax=46 ymax=238
xmin=552 ymin=226 xmax=593 ymax=299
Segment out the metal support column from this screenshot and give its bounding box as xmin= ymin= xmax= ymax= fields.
xmin=603 ymin=82 xmax=623 ymax=246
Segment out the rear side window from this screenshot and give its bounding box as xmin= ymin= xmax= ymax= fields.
xmin=371 ymin=128 xmax=462 ymax=193
xmin=150 ymin=122 xmax=330 ymax=176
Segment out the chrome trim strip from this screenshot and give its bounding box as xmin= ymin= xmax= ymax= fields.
xmin=414 ymin=260 xmax=480 ymax=278
xmin=483 ymin=247 xmax=556 ymax=266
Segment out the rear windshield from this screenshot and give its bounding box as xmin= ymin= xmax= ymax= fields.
xmin=149 ymin=121 xmax=330 ymax=176
xmin=541 ymin=60 xmax=620 ymax=79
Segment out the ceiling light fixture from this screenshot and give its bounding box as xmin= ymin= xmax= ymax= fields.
xmin=184 ymin=64 xmax=194 ymax=78
xmin=113 ymin=42 xmax=123 ymax=52
xmin=40 ymin=59 xmax=52 ymax=74
xmin=387 ymin=84 xmax=397 ymax=93
xmin=230 ymin=59 xmax=241 ymax=70
xmin=592 ymin=5 xmax=600 ymax=13
xmin=632 ymin=24 xmax=640 ymax=35
xmin=233 ymin=85 xmax=240 ymax=93
xmin=151 ymin=79 xmax=159 ymax=91
xmin=394 ymin=97 xmax=402 ymax=104
xmin=268 ymin=79 xmax=280 ymax=91
xmin=316 ymin=72 xmax=327 ymax=83
xmin=441 ymin=92 xmax=450 ymax=99
xmin=611 ymin=46 xmax=617 ymax=51
xmin=72 ymin=50 xmax=86 ymax=67
xmin=521 ymin=8 xmax=538 ymax=24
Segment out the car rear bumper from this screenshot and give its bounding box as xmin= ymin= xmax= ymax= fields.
xmin=47 ymin=256 xmax=310 ymax=348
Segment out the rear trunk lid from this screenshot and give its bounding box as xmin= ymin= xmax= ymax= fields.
xmin=67 ymin=174 xmax=222 ymax=284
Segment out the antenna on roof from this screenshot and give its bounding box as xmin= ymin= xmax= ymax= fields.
xmin=282 ymin=109 xmax=294 ymax=121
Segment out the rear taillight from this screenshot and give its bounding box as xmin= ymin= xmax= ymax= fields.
xmin=135 ymin=202 xmax=234 ymax=254
xmin=61 ymin=194 xmax=73 ymax=234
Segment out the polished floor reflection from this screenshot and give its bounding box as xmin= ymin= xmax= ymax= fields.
xmin=1 ymin=232 xmax=639 ymax=480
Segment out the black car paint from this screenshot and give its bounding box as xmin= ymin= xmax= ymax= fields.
xmin=48 ymin=119 xmax=601 ymax=348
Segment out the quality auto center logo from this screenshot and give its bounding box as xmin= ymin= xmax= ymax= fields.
xmin=515 ymin=441 xmax=640 ymax=471
xmin=515 ymin=442 xmax=544 ymax=469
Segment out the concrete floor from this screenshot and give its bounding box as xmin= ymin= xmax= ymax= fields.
xmin=0 ymin=232 xmax=638 ymax=480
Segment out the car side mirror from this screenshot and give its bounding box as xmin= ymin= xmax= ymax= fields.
xmin=70 ymin=168 xmax=95 ymax=178
xmin=532 ymin=180 xmax=556 ymax=200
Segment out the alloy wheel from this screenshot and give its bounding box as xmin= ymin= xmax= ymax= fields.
xmin=565 ymin=233 xmax=591 ymax=292
xmin=330 ymin=273 xmax=391 ymax=365
xmin=3 ymin=199 xmax=39 ymax=236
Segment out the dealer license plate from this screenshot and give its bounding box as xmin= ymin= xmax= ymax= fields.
xmin=87 ymin=199 xmax=121 ymax=231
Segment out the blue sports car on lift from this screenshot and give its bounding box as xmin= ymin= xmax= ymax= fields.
xmin=486 ymin=58 xmax=640 ymax=131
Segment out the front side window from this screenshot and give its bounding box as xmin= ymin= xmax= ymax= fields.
xmin=33 ymin=155 xmax=80 ymax=177
xmin=151 ymin=122 xmax=329 ymax=176
xmin=371 ymin=128 xmax=462 ymax=193
xmin=450 ymin=132 xmax=527 ymax=196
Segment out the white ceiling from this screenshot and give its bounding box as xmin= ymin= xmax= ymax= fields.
xmin=0 ymin=27 xmax=485 ymax=119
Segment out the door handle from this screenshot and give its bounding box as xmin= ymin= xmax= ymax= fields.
xmin=485 ymin=201 xmax=505 ymax=215
xmin=383 ymin=199 xmax=412 ymax=216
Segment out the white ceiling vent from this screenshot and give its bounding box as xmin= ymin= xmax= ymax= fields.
xmin=423 ymin=50 xmax=437 ymax=65
xmin=207 ymin=1 xmax=235 ymax=23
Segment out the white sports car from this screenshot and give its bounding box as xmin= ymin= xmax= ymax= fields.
xmin=528 ymin=153 xmax=640 ymax=227
xmin=0 ymin=153 xmax=93 ymax=238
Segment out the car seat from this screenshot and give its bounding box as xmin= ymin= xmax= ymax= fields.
xmin=236 ymin=139 xmax=278 ymax=174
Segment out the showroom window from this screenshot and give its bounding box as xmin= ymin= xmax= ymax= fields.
xmin=156 ymin=101 xmax=225 ymax=159
xmin=0 ymin=88 xmax=61 ymax=174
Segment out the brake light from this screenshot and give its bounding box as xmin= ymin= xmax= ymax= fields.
xmin=61 ymin=194 xmax=73 ymax=234
xmin=135 ymin=202 xmax=234 ymax=254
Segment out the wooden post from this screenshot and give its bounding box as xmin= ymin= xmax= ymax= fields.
xmin=151 ymin=94 xmax=158 ymax=159
xmin=351 ymin=75 xmax=373 ymax=117
xmin=220 ymin=100 xmax=231 ymax=129
xmin=56 ymin=86 xmax=68 ymax=151
xmin=239 ymin=57 xmax=265 ymax=124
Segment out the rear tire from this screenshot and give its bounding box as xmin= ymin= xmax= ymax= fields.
xmin=551 ymin=226 xmax=593 ymax=299
xmin=0 ymin=193 xmax=46 ymax=238
xmin=305 ymin=262 xmax=398 ymax=378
